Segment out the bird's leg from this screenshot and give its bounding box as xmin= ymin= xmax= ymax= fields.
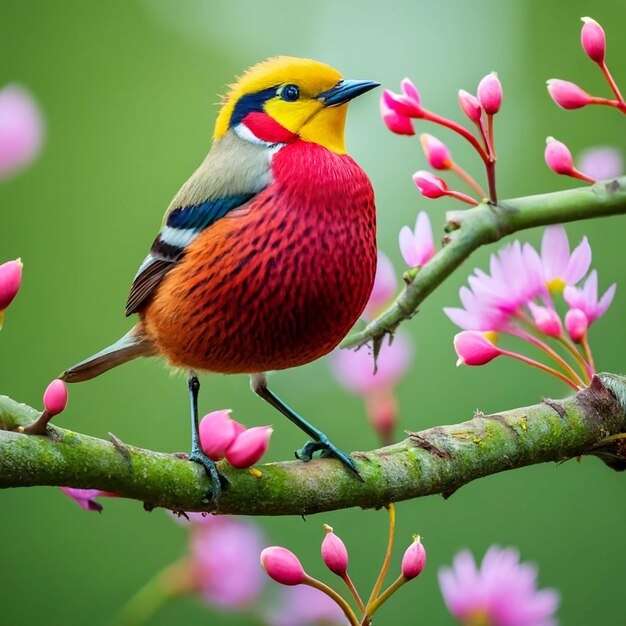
xmin=187 ymin=372 xmax=227 ymax=506
xmin=250 ymin=373 xmax=363 ymax=481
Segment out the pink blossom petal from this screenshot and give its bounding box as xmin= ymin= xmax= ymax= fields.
xmin=578 ymin=147 xmax=623 ymax=180
xmin=193 ymin=518 xmax=265 ymax=609
xmin=564 ymin=236 xmax=592 ymax=285
xmin=329 ymin=331 xmax=413 ymax=395
xmin=596 ymin=282 xmax=616 ymax=319
xmin=0 ymin=84 xmax=44 ymax=179
xmin=541 ymin=225 xmax=569 ymax=281
xmin=60 ymin=487 xmax=116 ymax=512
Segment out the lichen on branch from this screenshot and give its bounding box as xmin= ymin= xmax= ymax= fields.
xmin=1 ymin=374 xmax=624 ymax=516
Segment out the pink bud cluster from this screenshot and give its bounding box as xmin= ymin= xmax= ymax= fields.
xmin=199 ymin=409 xmax=272 ymax=468
xmin=381 ymin=70 xmax=502 ymax=203
xmin=545 ymin=17 xmax=625 ymax=182
xmin=446 ymin=225 xmax=615 ymax=388
xmin=260 ymin=512 xmax=426 ymax=624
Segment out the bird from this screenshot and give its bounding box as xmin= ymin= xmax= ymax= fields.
xmin=61 ymin=56 xmax=379 ymax=504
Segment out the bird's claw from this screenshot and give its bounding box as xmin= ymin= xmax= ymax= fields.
xmin=189 ymin=449 xmax=229 ymax=508
xmin=295 ymin=439 xmax=363 ymax=482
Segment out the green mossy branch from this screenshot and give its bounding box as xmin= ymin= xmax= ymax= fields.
xmin=1 ymin=374 xmax=625 ymax=515
xmin=341 ymin=178 xmax=626 ymax=349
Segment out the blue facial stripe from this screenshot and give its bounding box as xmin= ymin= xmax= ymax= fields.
xmin=230 ymin=86 xmax=278 ymax=128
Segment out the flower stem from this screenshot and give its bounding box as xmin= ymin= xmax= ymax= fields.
xmin=570 ymin=168 xmax=597 ymax=184
xmin=449 ymin=162 xmax=487 ymax=198
xmin=110 ymin=559 xmax=194 ymax=626
xmin=580 ymin=333 xmax=596 ymax=375
xmin=366 ymin=575 xmax=407 ymax=616
xmin=510 ymin=329 xmax=585 ymax=386
xmin=500 ymin=349 xmax=580 ymax=390
xmin=342 ymin=572 xmax=365 ymax=613
xmin=304 ymin=576 xmax=360 ymax=626
xmin=600 ymin=62 xmax=625 ymax=107
xmin=445 ymin=190 xmax=480 ymax=206
xmin=364 ymin=504 xmax=396 ymax=615
xmin=557 ymin=336 xmax=592 ymax=383
xmin=422 ymin=110 xmax=490 ymax=162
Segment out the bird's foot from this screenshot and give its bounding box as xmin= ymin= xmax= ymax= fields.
xmin=189 ymin=449 xmax=229 ymax=508
xmin=295 ymin=439 xmax=363 ymax=482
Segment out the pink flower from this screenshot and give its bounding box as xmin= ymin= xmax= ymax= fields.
xmin=581 ymin=17 xmax=606 ymax=65
xmin=546 ymin=79 xmax=594 ymax=110
xmin=420 ymin=133 xmax=452 ymax=169
xmin=564 ymin=308 xmax=588 ymax=342
xmin=438 ymin=546 xmax=560 ymax=626
xmin=321 ymin=525 xmax=349 ymax=576
xmin=401 ymin=536 xmax=426 ymax=580
xmin=43 ymin=379 xmax=68 ymax=417
xmin=226 ymin=426 xmax=273 ymax=468
xmin=399 ymin=212 xmax=436 ymax=268
xmin=0 ymin=258 xmax=23 ymax=328
xmin=458 ymin=90 xmax=482 ymax=123
xmin=266 ymin=584 xmax=347 ymax=626
xmin=261 ymin=547 xmax=307 ymax=586
xmin=577 ymin=147 xmax=623 ymax=180
xmin=60 ymin=487 xmax=117 ymax=512
xmin=199 ymin=409 xmax=238 ymax=461
xmin=380 ymin=92 xmax=415 ymax=135
xmin=544 ymin=137 xmax=595 ymax=183
xmin=540 ymin=225 xmax=592 ymax=293
xmin=528 ymin=303 xmax=562 ymax=338
xmin=362 ymin=251 xmax=397 ymax=321
xmin=413 ymin=170 xmax=447 ymax=198
xmin=563 ymin=270 xmax=616 ymax=325
xmin=454 ymin=331 xmax=502 ymax=366
xmin=477 ymin=73 xmax=502 ymax=115
xmin=0 ymin=85 xmax=44 ymax=179
xmin=191 ymin=516 xmax=265 ymax=609
xmin=329 ymin=331 xmax=413 ymax=396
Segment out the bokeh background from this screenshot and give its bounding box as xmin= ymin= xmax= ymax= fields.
xmin=2 ymin=0 xmax=625 ymax=624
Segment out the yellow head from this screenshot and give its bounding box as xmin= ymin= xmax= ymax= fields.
xmin=213 ymin=56 xmax=379 ymax=154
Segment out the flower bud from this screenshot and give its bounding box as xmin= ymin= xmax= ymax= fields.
xmin=0 ymin=258 xmax=23 ymax=328
xmin=401 ymin=536 xmax=426 ymax=580
xmin=544 ymin=137 xmax=575 ymax=175
xmin=321 ymin=524 xmax=349 ymax=576
xmin=43 ymin=379 xmax=68 ymax=417
xmin=546 ymin=79 xmax=593 ymax=110
xmin=565 ymin=308 xmax=589 ymax=343
xmin=528 ymin=303 xmax=563 ymax=338
xmin=380 ymin=93 xmax=414 ymax=135
xmin=413 ymin=170 xmax=447 ymax=199
xmin=454 ymin=331 xmax=501 ymax=366
xmin=458 ymin=89 xmax=483 ymax=123
xmin=477 ymin=73 xmax=502 ymax=115
xmin=381 ymin=82 xmax=422 ymax=118
xmin=226 ymin=426 xmax=272 ymax=468
xmin=365 ymin=387 xmax=397 ymax=445
xmin=420 ymin=133 xmax=452 ymax=170
xmin=199 ymin=410 xmax=238 ymax=461
xmin=261 ymin=546 xmax=307 ymax=586
xmin=581 ymin=17 xmax=606 ymax=65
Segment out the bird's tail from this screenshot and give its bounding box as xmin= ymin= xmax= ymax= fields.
xmin=60 ymin=326 xmax=156 ymax=383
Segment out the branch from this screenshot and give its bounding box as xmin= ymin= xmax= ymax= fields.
xmin=341 ymin=178 xmax=626 ymax=350
xmin=1 ymin=374 xmax=624 ymax=515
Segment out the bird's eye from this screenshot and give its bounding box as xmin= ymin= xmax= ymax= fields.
xmin=281 ymin=84 xmax=300 ymax=102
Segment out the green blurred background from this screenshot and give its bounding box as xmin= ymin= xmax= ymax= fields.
xmin=2 ymin=0 xmax=625 ymax=624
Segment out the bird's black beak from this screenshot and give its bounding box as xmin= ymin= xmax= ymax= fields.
xmin=318 ymin=79 xmax=380 ymax=107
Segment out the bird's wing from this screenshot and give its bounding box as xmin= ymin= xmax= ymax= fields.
xmin=125 ymin=194 xmax=255 ymax=316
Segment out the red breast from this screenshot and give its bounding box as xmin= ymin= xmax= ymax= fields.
xmin=142 ymin=140 xmax=377 ymax=374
